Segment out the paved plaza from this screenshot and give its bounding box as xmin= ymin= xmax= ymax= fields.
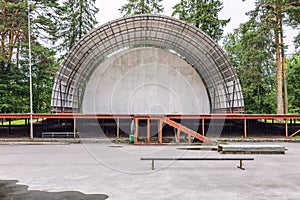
xmin=0 ymin=142 xmax=300 ymax=199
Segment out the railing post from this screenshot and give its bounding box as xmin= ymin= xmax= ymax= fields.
xmin=244 ymin=118 xmax=247 ymax=138
xmin=73 ymin=117 xmax=77 ymax=139
xmin=285 ymin=118 xmax=289 ymax=138
xmin=147 ymin=118 xmax=150 ymax=144
xmin=202 ymin=118 xmax=205 ymax=135
xmin=134 ymin=118 xmax=138 ymax=144
xmin=177 ymin=128 xmax=181 ymax=144
xmin=117 ymin=118 xmax=120 ymax=139
xmin=159 ymin=120 xmax=163 ymax=144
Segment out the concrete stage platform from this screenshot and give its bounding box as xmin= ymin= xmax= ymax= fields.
xmin=218 ymin=144 xmax=286 ymax=154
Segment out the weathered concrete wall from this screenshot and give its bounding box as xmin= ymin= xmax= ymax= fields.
xmin=82 ymin=47 xmax=210 ymax=114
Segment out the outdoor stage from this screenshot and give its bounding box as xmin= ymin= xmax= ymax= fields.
xmin=0 ymin=114 xmax=299 ymax=143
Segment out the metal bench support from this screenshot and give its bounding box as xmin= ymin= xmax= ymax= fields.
xmin=141 ymin=158 xmax=254 ymax=170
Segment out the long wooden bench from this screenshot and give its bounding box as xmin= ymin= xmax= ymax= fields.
xmin=141 ymin=157 xmax=254 ymax=170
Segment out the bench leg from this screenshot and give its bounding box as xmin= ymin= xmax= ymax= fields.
xmin=237 ymin=160 xmax=245 ymax=170
xmin=151 ymin=160 xmax=155 ymax=170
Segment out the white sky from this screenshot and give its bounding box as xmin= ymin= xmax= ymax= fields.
xmin=95 ymin=0 xmax=297 ymax=54
xmin=95 ymin=0 xmax=255 ymax=32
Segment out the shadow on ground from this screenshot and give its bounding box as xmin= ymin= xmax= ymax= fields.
xmin=0 ymin=179 xmax=109 ymax=200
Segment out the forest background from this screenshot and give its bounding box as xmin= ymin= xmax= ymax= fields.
xmin=0 ymin=0 xmax=299 ymax=114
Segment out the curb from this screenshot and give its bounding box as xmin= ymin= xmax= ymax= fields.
xmin=216 ymin=138 xmax=300 ymax=143
xmin=0 ymin=141 xmax=70 ymax=145
xmin=0 ymin=137 xmax=299 ymax=144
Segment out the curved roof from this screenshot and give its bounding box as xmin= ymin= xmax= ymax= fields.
xmin=51 ymin=14 xmax=244 ymax=113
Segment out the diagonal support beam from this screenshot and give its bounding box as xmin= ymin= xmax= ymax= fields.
xmin=289 ymin=129 xmax=300 ymax=138
xmin=161 ymin=117 xmax=213 ymax=143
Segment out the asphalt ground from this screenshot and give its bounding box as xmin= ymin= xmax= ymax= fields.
xmin=0 ymin=142 xmax=299 ymax=199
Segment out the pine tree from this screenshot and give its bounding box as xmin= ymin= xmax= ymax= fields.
xmin=286 ymin=51 xmax=300 ymax=113
xmin=119 ymin=0 xmax=164 ymax=16
xmin=0 ymin=0 xmax=27 ymax=64
xmin=54 ymin=0 xmax=99 ymax=56
xmin=223 ymin=22 xmax=276 ymax=113
xmin=245 ymin=0 xmax=300 ymax=114
xmin=0 ymin=0 xmax=60 ymax=113
xmin=172 ymin=0 xmax=229 ymax=41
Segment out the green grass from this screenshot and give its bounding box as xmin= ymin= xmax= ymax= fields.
xmin=1 ymin=119 xmax=43 ymax=126
xmin=258 ymin=119 xmax=300 ymax=124
xmin=218 ymin=141 xmax=228 ymax=145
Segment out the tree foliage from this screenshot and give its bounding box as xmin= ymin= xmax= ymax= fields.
xmin=120 ymin=0 xmax=164 ymax=16
xmin=53 ymin=0 xmax=99 ymax=56
xmin=0 ymin=0 xmax=101 ymax=113
xmin=286 ymin=51 xmax=300 ymax=113
xmin=0 ymin=0 xmax=59 ymax=113
xmin=243 ymin=0 xmax=300 ymax=114
xmin=223 ymin=22 xmax=276 ymax=114
xmin=172 ymin=0 xmax=230 ymax=41
xmin=0 ymin=0 xmax=27 ymax=64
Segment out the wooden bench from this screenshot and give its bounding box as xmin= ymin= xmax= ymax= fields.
xmin=42 ymin=132 xmax=78 ymax=138
xmin=141 ymin=157 xmax=254 ymax=170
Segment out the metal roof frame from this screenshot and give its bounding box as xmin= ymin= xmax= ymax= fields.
xmin=51 ymin=14 xmax=244 ymax=113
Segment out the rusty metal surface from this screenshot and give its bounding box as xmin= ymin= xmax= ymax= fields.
xmin=0 ymin=113 xmax=299 ymax=119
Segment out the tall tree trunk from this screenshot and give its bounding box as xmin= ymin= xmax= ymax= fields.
xmin=279 ymin=17 xmax=288 ymax=114
xmin=274 ymin=2 xmax=283 ymax=115
xmin=8 ymin=9 xmax=20 ymax=63
xmin=1 ymin=31 xmax=6 ymax=60
xmin=1 ymin=6 xmax=7 ymax=60
xmin=141 ymin=0 xmax=146 ymax=14
xmin=16 ymin=39 xmax=20 ymax=67
xmin=79 ymin=0 xmax=83 ymax=39
xmin=8 ymin=29 xmax=14 ymax=63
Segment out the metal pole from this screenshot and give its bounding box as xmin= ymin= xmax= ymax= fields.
xmin=147 ymin=119 xmax=150 ymax=144
xmin=134 ymin=118 xmax=138 ymax=144
xmin=73 ymin=117 xmax=77 ymax=139
xmin=177 ymin=128 xmax=180 ymax=144
xmin=159 ymin=120 xmax=163 ymax=144
xmin=285 ymin=118 xmax=288 ymax=138
xmin=244 ymin=119 xmax=247 ymax=138
xmin=28 ymin=0 xmax=33 ymax=139
xmin=202 ymin=118 xmax=205 ymax=135
xmin=117 ymin=118 xmax=120 ymax=139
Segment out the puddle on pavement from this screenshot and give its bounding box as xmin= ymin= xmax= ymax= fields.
xmin=0 ymin=179 xmax=109 ymax=200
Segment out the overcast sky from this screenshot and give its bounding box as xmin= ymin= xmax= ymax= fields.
xmin=95 ymin=0 xmax=297 ymax=54
xmin=95 ymin=0 xmax=255 ymax=32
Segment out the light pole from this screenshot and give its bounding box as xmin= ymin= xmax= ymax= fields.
xmin=27 ymin=0 xmax=33 ymax=139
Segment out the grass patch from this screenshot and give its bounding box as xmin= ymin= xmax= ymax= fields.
xmin=218 ymin=141 xmax=228 ymax=145
xmin=258 ymin=119 xmax=300 ymax=124
xmin=113 ymin=139 xmax=130 ymax=144
xmin=1 ymin=119 xmax=44 ymax=126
